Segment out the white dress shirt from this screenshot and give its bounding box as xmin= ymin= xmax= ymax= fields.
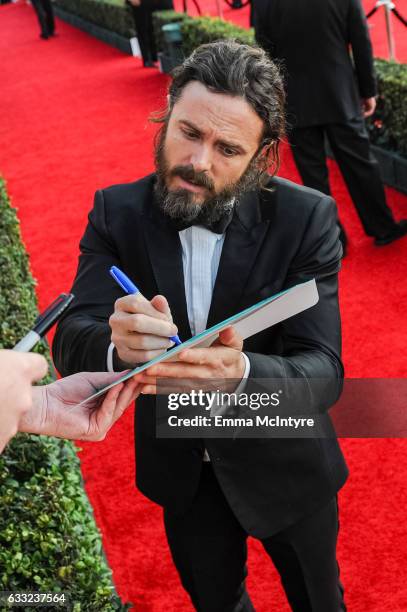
xmin=107 ymin=224 xmax=251 ymax=460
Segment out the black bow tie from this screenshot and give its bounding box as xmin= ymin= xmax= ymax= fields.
xmin=166 ymin=206 xmax=235 ymax=235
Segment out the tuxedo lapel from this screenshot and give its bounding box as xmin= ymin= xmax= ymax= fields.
xmin=207 ymin=189 xmax=272 ymax=328
xmin=141 ymin=181 xmax=276 ymax=339
xmin=141 ymin=209 xmax=192 ymax=342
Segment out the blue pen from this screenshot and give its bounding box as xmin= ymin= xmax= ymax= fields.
xmin=110 ymin=265 xmax=182 ymax=346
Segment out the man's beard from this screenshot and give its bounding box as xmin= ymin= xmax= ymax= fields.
xmin=154 ymin=126 xmax=265 ymax=226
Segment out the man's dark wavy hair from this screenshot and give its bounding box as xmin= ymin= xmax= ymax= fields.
xmin=152 ymin=39 xmax=286 ymax=181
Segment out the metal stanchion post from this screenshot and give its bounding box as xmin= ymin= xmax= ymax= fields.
xmin=215 ymin=0 xmax=223 ymax=18
xmin=383 ymin=0 xmax=397 ymax=60
xmin=368 ymin=1 xmax=397 ymax=61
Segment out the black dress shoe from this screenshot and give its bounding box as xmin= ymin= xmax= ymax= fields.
xmin=143 ymin=60 xmax=156 ymax=68
xmin=40 ymin=33 xmax=49 ymax=40
xmin=374 ymin=220 xmax=407 ymax=246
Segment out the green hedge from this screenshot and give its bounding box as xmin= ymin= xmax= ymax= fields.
xmin=368 ymin=59 xmax=407 ymax=157
xmin=0 ymin=177 xmax=130 ymax=611
xmin=0 ymin=180 xmax=52 ymax=367
xmin=55 ymin=0 xmax=135 ymax=38
xmin=180 ymin=16 xmax=254 ymax=57
xmin=153 ymin=12 xmax=254 ymax=57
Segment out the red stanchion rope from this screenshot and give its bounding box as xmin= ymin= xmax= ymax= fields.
xmin=366 ymin=3 xmax=407 ymax=26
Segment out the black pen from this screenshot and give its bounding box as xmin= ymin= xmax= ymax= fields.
xmin=13 ymin=293 xmax=74 ymax=352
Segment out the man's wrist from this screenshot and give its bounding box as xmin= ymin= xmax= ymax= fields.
xmin=19 ymin=386 xmax=47 ymax=435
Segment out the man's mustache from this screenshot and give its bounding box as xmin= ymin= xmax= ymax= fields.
xmin=169 ymin=165 xmax=215 ymax=192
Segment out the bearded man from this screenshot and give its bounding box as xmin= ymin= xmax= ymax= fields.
xmin=53 ymin=41 xmax=348 ymax=611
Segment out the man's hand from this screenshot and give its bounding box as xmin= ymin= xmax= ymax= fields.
xmin=21 ymin=372 xmax=140 ymax=441
xmin=0 ymin=350 xmax=48 ymax=453
xmin=362 ymin=97 xmax=376 ymax=117
xmin=128 ymin=0 xmax=141 ymax=5
xmin=134 ymin=327 xmax=245 ymax=394
xmin=109 ymin=294 xmax=178 ymax=367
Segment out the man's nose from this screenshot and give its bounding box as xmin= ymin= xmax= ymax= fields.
xmin=189 ymin=145 xmax=212 ymax=174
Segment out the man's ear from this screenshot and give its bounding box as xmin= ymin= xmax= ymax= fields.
xmin=165 ymin=94 xmax=174 ymax=120
xmin=256 ymin=142 xmax=274 ymax=172
xmin=259 ymin=142 xmax=273 ymax=160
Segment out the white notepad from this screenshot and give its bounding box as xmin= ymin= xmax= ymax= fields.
xmin=79 ymin=278 xmax=318 ymax=405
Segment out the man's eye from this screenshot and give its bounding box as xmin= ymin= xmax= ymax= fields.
xmin=220 ymin=146 xmax=237 ymax=157
xmin=183 ymin=130 xmax=199 ymax=140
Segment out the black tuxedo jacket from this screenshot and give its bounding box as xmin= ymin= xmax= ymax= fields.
xmin=253 ymin=0 xmax=377 ymax=127
xmin=53 ymin=174 xmax=348 ymax=538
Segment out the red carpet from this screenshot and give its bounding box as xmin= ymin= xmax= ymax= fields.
xmin=1 ymin=3 xmax=407 ymax=611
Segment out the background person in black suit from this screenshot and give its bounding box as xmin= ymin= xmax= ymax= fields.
xmin=126 ymin=0 xmax=173 ymax=67
xmin=53 ymin=41 xmax=348 ymax=611
xmin=31 ymin=0 xmax=55 ymax=40
xmin=253 ymin=0 xmax=407 ymax=251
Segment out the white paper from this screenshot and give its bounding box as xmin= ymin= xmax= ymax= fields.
xmin=78 ymin=278 xmax=318 ymax=405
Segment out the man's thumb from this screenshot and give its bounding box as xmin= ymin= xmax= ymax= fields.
xmin=217 ymin=327 xmax=243 ymax=350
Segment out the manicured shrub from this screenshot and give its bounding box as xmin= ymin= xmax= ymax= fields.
xmin=55 ymin=0 xmax=135 ymax=38
xmin=0 ymin=177 xmax=130 ymax=611
xmin=180 ymin=16 xmax=254 ymax=57
xmin=368 ymin=59 xmax=407 ymax=157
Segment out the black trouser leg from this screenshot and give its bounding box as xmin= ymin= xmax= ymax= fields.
xmin=130 ymin=6 xmax=157 ymax=64
xmin=146 ymin=9 xmax=157 ymax=61
xmin=289 ymin=125 xmax=331 ymax=196
xmin=262 ymin=497 xmax=346 ymax=612
xmin=163 ymin=465 xmax=254 ymax=612
xmin=289 ymin=126 xmax=347 ymax=250
xmin=326 ymin=117 xmax=396 ymax=237
xmin=42 ymin=0 xmax=55 ymax=35
xmin=164 ymin=465 xmax=345 ymax=611
xmin=31 ymin=0 xmax=49 ymax=37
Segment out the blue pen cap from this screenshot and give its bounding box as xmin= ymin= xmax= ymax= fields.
xmin=110 ymin=266 xmax=139 ymax=295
